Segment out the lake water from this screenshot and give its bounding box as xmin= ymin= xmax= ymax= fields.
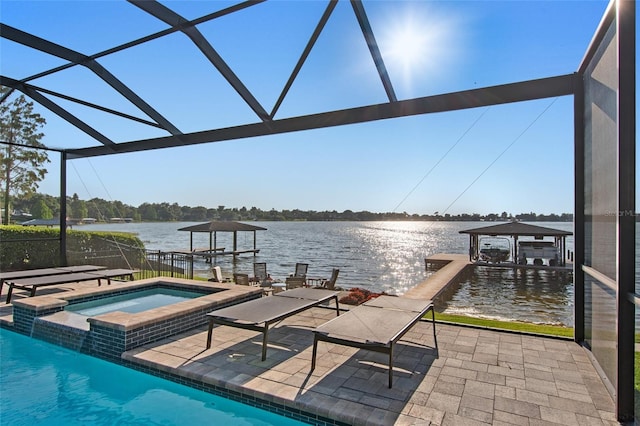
xmin=82 ymin=220 xmax=549 ymax=291
xmin=76 ymin=220 xmax=637 ymax=327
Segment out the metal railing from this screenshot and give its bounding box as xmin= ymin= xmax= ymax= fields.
xmin=67 ymin=248 xmax=195 ymax=280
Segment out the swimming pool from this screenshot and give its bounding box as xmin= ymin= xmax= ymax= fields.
xmin=12 ymin=277 xmax=262 ymax=360
xmin=0 ymin=329 xmax=306 ymax=426
xmin=66 ymin=287 xmax=204 ymax=316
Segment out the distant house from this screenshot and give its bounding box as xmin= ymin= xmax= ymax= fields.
xmin=109 ymin=218 xmax=133 ymax=223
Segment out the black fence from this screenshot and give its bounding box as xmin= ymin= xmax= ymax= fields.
xmin=67 ymin=248 xmax=195 ymax=280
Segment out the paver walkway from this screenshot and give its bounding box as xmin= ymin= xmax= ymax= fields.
xmin=124 ymin=306 xmax=618 ymax=425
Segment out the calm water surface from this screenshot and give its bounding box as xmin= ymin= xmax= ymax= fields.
xmin=80 ymin=220 xmax=487 ymax=294
xmin=438 ymin=266 xmax=574 ymax=326
xmin=76 ymin=220 xmax=638 ymax=327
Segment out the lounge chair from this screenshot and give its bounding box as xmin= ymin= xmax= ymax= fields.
xmin=206 ymin=287 xmax=340 ymax=361
xmin=314 ymin=268 xmax=339 ymax=290
xmin=311 ymin=296 xmax=437 ymax=388
xmin=5 ymin=268 xmax=137 ymax=303
xmin=0 ymin=265 xmax=107 ymax=298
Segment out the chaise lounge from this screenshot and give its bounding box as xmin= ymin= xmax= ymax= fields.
xmin=4 ymin=268 xmax=137 ymax=303
xmin=0 ymin=264 xmax=107 ymax=293
xmin=206 ymin=287 xmax=340 ymax=361
xmin=311 ymin=295 xmax=437 ymax=388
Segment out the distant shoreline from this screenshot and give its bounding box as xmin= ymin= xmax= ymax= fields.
xmin=60 ymin=218 xmax=575 ymax=226
xmin=10 ymin=193 xmax=577 ymax=225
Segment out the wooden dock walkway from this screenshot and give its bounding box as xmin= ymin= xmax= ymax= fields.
xmin=404 ymin=253 xmax=471 ymax=300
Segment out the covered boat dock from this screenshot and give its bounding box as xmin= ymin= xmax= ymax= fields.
xmin=460 ymin=222 xmax=572 ymax=267
xmin=177 ymin=221 xmax=267 ymax=258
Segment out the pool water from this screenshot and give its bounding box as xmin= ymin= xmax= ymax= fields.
xmin=67 ymin=288 xmax=204 ymax=316
xmin=0 ymin=330 xmax=306 ymax=426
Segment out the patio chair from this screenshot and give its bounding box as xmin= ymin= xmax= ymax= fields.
xmin=285 ymin=276 xmax=305 ymax=290
xmin=289 ymin=262 xmax=308 ymax=286
xmin=209 ymin=266 xmax=229 ymax=283
xmin=253 ymin=262 xmax=268 ymax=284
xmin=233 ymin=273 xmax=251 ymax=286
xmin=320 ymin=268 xmax=339 ymax=290
xmin=293 ymin=263 xmax=308 ymax=278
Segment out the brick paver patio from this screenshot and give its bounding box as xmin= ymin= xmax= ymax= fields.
xmin=124 ymin=305 xmax=618 ymax=425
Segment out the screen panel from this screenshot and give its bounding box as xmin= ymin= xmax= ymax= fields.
xmin=582 ymin=13 xmax=618 ymax=388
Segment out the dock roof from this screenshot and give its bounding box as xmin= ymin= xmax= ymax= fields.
xmin=177 ymin=221 xmax=266 ymax=254
xmin=459 ymin=222 xmax=572 ymax=237
xmin=178 ymin=221 xmax=267 ymax=233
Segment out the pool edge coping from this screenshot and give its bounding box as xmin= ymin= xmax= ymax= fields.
xmin=12 ymin=277 xmax=262 ymax=331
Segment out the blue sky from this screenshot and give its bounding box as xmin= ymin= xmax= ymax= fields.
xmin=1 ymin=0 xmax=625 ymax=216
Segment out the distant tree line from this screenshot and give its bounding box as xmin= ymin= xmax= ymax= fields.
xmin=6 ymin=193 xmax=574 ymax=223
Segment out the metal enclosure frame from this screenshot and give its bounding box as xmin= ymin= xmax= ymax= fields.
xmin=0 ymin=0 xmax=636 ymax=421
xmin=574 ymin=0 xmax=635 ymax=420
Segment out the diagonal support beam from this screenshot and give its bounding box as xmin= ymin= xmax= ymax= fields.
xmin=271 ymin=0 xmax=338 ymax=118
xmin=350 ymin=0 xmax=396 ymax=102
xmin=129 ymin=0 xmax=271 ymax=122
xmin=67 ymin=74 xmax=576 ymax=158
xmin=1 ymin=76 xmax=116 ymax=147
xmin=20 ymin=81 xmax=162 ymax=128
xmin=0 ymin=24 xmax=182 ymax=137
xmin=18 ymin=1 xmax=266 ymax=85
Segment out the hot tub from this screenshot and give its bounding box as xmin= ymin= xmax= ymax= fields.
xmin=67 ymin=287 xmax=207 ymax=316
xmin=11 ymin=277 xmax=262 ymax=360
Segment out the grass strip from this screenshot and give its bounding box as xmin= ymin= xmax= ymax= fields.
xmin=434 ymin=312 xmax=574 ymax=338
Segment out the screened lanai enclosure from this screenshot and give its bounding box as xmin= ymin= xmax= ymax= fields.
xmin=0 ymin=0 xmax=636 ymax=421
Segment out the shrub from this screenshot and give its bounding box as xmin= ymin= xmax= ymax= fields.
xmin=339 ymin=287 xmax=387 ymax=305
xmin=0 ymin=225 xmax=145 ymax=271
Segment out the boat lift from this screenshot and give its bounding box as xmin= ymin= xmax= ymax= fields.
xmin=460 ymin=222 xmax=572 ymax=267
